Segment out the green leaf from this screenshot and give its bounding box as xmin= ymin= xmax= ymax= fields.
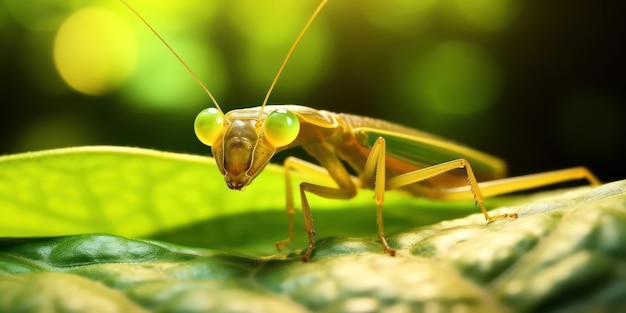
xmin=1 ymin=146 xmax=624 ymax=312
xmin=0 ymin=146 xmax=476 ymax=254
xmin=0 ymin=146 xmax=280 ymax=237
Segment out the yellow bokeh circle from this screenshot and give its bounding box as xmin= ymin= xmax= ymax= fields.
xmin=54 ymin=8 xmax=137 ymax=96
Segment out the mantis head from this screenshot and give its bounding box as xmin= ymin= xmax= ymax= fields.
xmin=194 ymin=107 xmax=300 ymax=190
xmin=121 ymin=0 xmax=325 ymax=189
xmin=189 ymin=0 xmax=325 ymax=189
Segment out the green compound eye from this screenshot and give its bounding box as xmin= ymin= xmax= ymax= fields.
xmin=263 ymin=109 xmax=300 ymax=147
xmin=194 ymin=108 xmax=224 ymax=146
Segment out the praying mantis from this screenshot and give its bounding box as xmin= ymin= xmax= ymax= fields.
xmin=121 ymin=0 xmax=600 ymax=261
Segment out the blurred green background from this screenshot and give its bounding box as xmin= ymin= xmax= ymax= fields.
xmin=0 ymin=0 xmax=624 ymax=182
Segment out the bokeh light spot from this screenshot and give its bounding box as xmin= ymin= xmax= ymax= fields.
xmin=454 ymin=0 xmax=522 ymax=31
xmin=408 ymin=41 xmax=502 ymax=116
xmin=232 ymin=0 xmax=330 ymax=101
xmin=54 ymin=8 xmax=137 ymax=96
xmin=242 ymin=27 xmax=329 ymax=100
xmin=121 ymin=37 xmax=225 ymax=111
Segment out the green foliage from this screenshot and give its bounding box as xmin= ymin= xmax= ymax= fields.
xmin=0 ymin=146 xmax=624 ymax=312
xmin=0 ymin=146 xmax=472 ymax=253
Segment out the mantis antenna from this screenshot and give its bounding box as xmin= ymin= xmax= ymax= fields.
xmin=256 ymin=0 xmax=329 ymax=125
xmin=119 ymin=0 xmax=223 ymax=114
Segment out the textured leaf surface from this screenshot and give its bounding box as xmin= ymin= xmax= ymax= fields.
xmin=0 ymin=147 xmax=625 ymax=312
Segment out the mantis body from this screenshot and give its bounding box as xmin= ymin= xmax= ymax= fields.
xmin=122 ymin=0 xmax=600 ymax=261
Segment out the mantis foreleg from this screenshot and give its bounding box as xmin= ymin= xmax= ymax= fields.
xmin=278 ymin=154 xmax=357 ymax=261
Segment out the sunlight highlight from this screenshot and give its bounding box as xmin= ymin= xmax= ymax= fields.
xmin=408 ymin=41 xmax=502 ymax=116
xmin=53 ymin=8 xmax=137 ymax=96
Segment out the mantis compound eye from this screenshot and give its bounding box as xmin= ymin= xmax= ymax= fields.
xmin=194 ymin=107 xmax=224 ymax=146
xmin=262 ymin=109 xmax=300 ymax=148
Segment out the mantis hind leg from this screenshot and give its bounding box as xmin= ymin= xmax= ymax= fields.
xmin=385 ymin=155 xmax=518 ymax=222
xmin=433 ymin=167 xmax=601 ymax=201
xmin=386 ymin=161 xmax=600 ymax=222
